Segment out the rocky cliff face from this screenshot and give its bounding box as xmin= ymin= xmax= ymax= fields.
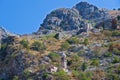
xmin=0 ymin=27 xmax=18 ymax=41
xmin=0 ymin=2 xmax=120 ymax=80
xmin=39 ymin=8 xmax=86 ymax=31
xmin=37 ymin=2 xmax=112 ymax=35
xmin=74 ymin=2 xmax=109 ymax=20
xmin=0 ymin=27 xmax=8 ymax=40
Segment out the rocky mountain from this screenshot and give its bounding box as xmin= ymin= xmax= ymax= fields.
xmin=0 ymin=1 xmax=120 ymax=80
xmin=0 ymin=27 xmax=18 ymax=40
xmin=74 ymin=2 xmax=110 ymax=20
xmin=37 ymin=2 xmax=112 ymax=35
xmin=0 ymin=27 xmax=9 ymax=40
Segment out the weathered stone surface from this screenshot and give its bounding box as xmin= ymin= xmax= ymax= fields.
xmin=0 ymin=27 xmax=19 ymax=44
xmin=37 ymin=8 xmax=87 ymax=34
xmin=74 ymin=2 xmax=109 ymax=20
xmin=37 ymin=2 xmax=112 ymax=35
xmin=40 ymin=8 xmax=86 ymax=30
xmin=54 ymin=32 xmax=65 ymax=40
xmin=0 ymin=27 xmax=8 ymax=40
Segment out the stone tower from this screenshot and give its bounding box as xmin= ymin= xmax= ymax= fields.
xmin=86 ymin=23 xmax=92 ymax=36
xmin=61 ymin=52 xmax=68 ymax=72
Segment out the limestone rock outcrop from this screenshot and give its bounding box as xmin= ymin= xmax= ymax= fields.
xmin=37 ymin=2 xmax=112 ymax=35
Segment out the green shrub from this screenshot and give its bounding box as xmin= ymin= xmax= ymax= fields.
xmin=23 ymin=69 xmax=31 ymax=78
xmin=85 ymin=71 xmax=93 ymax=79
xmin=42 ymin=33 xmax=56 ymax=40
xmin=72 ymin=70 xmax=79 ymax=77
xmin=117 ymin=65 xmax=120 ymax=74
xmin=78 ymin=73 xmax=91 ymax=80
xmin=0 ymin=43 xmax=7 ymax=50
xmin=13 ymin=76 xmax=19 ymax=80
xmin=67 ymin=37 xmax=79 ymax=44
xmin=48 ymin=52 xmax=60 ymax=62
xmin=81 ymin=62 xmax=87 ymax=71
xmin=112 ymin=30 xmax=120 ymax=36
xmin=83 ymin=38 xmax=89 ymax=46
xmin=68 ymin=55 xmax=82 ymax=70
xmin=54 ymin=70 xmax=70 ymax=80
xmin=91 ymin=59 xmax=100 ymax=67
xmin=42 ymin=73 xmax=50 ymax=80
xmin=77 ymin=51 xmax=84 ymax=56
xmin=31 ymin=41 xmax=46 ymax=51
xmin=20 ymin=40 xmax=29 ymax=48
xmin=113 ymin=56 xmax=120 ymax=63
xmin=0 ymin=43 xmax=7 ymax=60
xmin=0 ymin=44 xmax=7 ymax=53
xmin=107 ymin=73 xmax=120 ymax=80
xmin=61 ymin=42 xmax=70 ymax=50
xmin=113 ymin=48 xmax=120 ymax=55
xmin=104 ymin=52 xmax=112 ymax=57
xmin=73 ymin=71 xmax=92 ymax=80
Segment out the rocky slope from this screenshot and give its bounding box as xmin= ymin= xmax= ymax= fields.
xmin=0 ymin=27 xmax=19 ymax=41
xmin=109 ymin=10 xmax=120 ymax=18
xmin=37 ymin=2 xmax=112 ymax=35
xmin=0 ymin=29 xmax=120 ymax=80
xmin=74 ymin=2 xmax=110 ymax=20
xmin=0 ymin=1 xmax=120 ymax=80
xmin=0 ymin=27 xmax=9 ymax=40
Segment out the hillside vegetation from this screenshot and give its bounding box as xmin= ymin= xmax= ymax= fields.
xmin=0 ymin=1 xmax=120 ymax=80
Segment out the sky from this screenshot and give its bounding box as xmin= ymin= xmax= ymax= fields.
xmin=0 ymin=0 xmax=120 ymax=34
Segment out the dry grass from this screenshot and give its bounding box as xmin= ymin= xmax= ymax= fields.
xmin=109 ymin=10 xmax=120 ymax=17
